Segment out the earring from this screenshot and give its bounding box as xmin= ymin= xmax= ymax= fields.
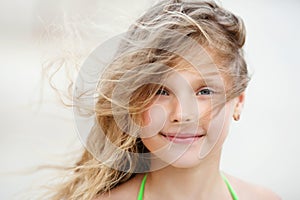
xmin=233 ymin=113 xmax=240 ymax=121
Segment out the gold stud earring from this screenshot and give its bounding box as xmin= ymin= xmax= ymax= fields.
xmin=233 ymin=113 xmax=240 ymax=121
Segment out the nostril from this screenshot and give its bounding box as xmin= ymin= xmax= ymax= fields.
xmin=172 ymin=119 xmax=179 ymax=123
xmin=171 ymin=114 xmax=194 ymax=123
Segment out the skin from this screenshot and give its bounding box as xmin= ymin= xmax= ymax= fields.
xmin=140 ymin=67 xmax=235 ymax=169
xmin=97 ymin=65 xmax=281 ymax=199
xmin=97 ymin=173 xmax=281 ymax=200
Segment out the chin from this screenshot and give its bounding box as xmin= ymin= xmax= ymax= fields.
xmin=153 ymin=142 xmax=209 ymax=169
xmin=166 ymin=144 xmax=221 ymax=169
xmin=169 ymin=155 xmax=203 ymax=169
xmin=143 ymin=134 xmax=214 ymax=168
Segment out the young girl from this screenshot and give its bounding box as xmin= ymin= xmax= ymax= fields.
xmin=49 ymin=0 xmax=281 ymax=199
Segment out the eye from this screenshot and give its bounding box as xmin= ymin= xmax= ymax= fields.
xmin=155 ymin=88 xmax=169 ymax=96
xmin=196 ymin=88 xmax=214 ymax=95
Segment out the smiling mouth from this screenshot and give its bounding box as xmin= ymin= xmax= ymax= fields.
xmin=159 ymin=133 xmax=206 ymax=144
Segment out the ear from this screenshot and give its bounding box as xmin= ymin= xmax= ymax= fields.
xmin=233 ymin=92 xmax=245 ymax=121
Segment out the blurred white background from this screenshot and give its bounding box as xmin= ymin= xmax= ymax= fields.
xmin=0 ymin=0 xmax=299 ymax=199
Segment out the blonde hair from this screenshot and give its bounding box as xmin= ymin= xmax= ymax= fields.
xmin=47 ymin=0 xmax=249 ymax=199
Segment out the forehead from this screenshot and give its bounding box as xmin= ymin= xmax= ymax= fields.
xmin=169 ymin=56 xmax=222 ymax=79
xmin=163 ymin=53 xmax=234 ymax=91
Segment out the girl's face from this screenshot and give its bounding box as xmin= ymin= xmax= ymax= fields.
xmin=140 ymin=64 xmax=244 ymax=169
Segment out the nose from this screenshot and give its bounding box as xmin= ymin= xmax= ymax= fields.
xmin=170 ymin=96 xmax=197 ymax=123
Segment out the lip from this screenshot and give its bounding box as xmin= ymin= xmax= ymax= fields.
xmin=159 ymin=132 xmax=206 ymax=144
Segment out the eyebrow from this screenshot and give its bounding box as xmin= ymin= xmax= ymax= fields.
xmin=161 ymin=74 xmax=226 ymax=93
xmin=185 ymin=69 xmax=227 ymax=86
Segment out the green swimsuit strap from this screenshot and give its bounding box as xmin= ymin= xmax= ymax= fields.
xmin=137 ymin=173 xmax=238 ymax=200
xmin=137 ymin=174 xmax=148 ymax=200
xmin=221 ymin=174 xmax=239 ymax=200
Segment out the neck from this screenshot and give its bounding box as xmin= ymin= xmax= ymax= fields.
xmin=145 ymin=150 xmax=231 ymax=200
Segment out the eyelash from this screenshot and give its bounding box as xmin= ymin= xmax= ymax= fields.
xmin=155 ymin=88 xmax=215 ymax=96
xmin=155 ymin=88 xmax=169 ymax=96
xmin=196 ymin=88 xmax=215 ymax=95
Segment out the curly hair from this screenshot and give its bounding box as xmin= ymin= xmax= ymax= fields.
xmin=46 ymin=0 xmax=249 ymax=199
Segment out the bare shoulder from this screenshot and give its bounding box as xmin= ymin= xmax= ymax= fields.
xmin=225 ymin=173 xmax=281 ymax=200
xmin=94 ymin=174 xmax=144 ymax=200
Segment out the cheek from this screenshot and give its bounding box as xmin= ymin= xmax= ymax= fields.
xmin=141 ymin=104 xmax=167 ymax=137
xmin=196 ymin=101 xmax=214 ymax=130
xmin=208 ymin=103 xmax=234 ymax=137
xmin=198 ymin=102 xmax=234 ymax=158
xmin=140 ymin=104 xmax=168 ymax=154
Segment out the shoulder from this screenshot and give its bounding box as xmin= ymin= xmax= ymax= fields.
xmin=225 ymin=173 xmax=281 ymax=200
xmin=94 ymin=174 xmax=144 ymax=200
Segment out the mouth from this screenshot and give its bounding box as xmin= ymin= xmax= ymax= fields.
xmin=159 ymin=132 xmax=206 ymax=144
